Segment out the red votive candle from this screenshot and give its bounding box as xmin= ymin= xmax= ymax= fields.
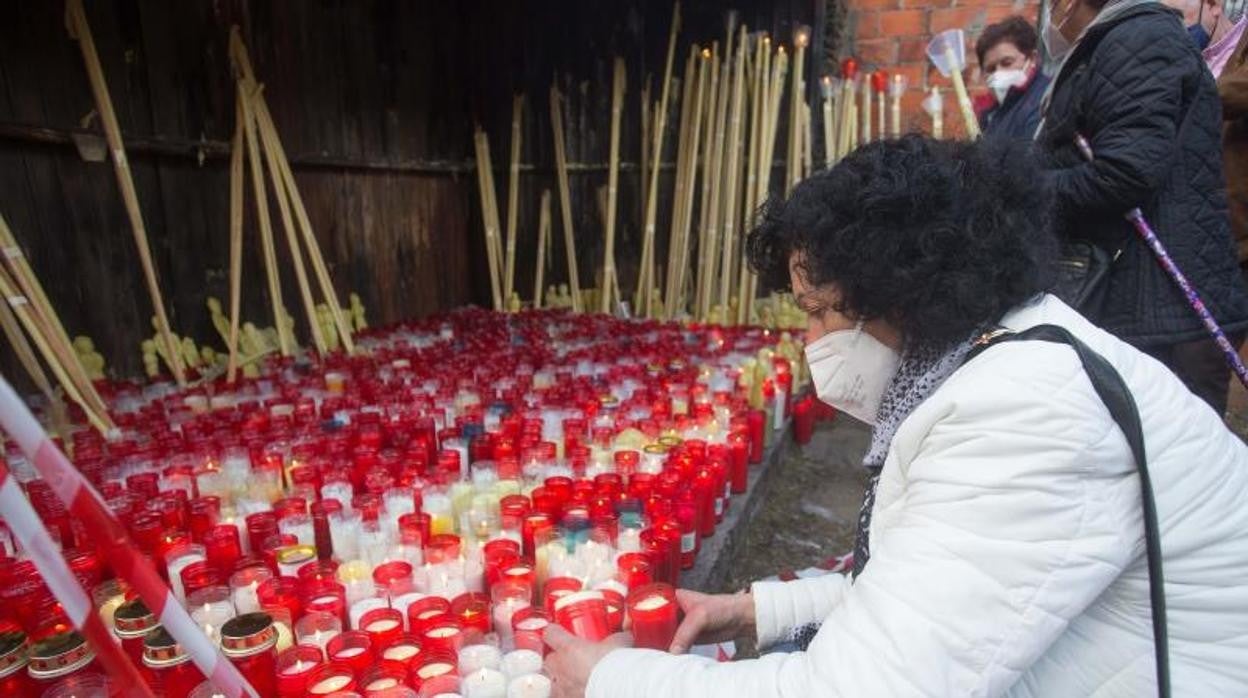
xmin=510 ymin=607 xmax=550 ymax=655
xmin=360 ymin=608 xmax=405 ymax=649
xmin=450 ymin=593 xmax=491 ymax=635
xmin=553 ymin=590 xmax=611 ymax=642
xmin=359 ymin=659 xmax=408 ymax=694
xmin=305 ymin=662 xmax=358 ymax=696
xmin=483 ymin=539 xmax=521 ymax=587
xmin=203 ymin=524 xmax=243 ymax=574
xmin=298 ymin=559 xmax=341 ymax=585
xmin=143 ymin=628 xmax=204 ymax=698
xmin=377 ymin=634 xmax=423 ymax=670
xmin=542 ymin=577 xmax=583 ymax=617
xmin=793 ymin=395 xmax=815 ymax=445
xmin=500 ymin=560 xmax=535 ymax=592
xmin=425 ymin=534 xmax=461 ymax=565
xmin=246 ymin=512 xmax=279 ymax=555
xmin=220 ymin=612 xmax=279 ymax=698
xmin=180 ymin=561 xmax=225 ymax=600
xmin=420 ymin=618 xmax=465 ymax=656
xmin=304 ymin=579 xmax=349 ymax=627
xmin=112 ymin=597 xmax=158 ymax=669
xmin=627 ymin=583 xmax=678 ymax=650
xmin=327 ymin=630 xmax=375 ymax=678
xmin=410 ymin=650 xmax=458 ymax=693
xmin=26 ymin=631 xmax=99 ymax=693
xmin=406 ymin=597 xmax=451 ymax=637
xmin=372 ymin=561 xmax=414 ymax=597
xmin=728 ymin=432 xmax=750 ymax=493
xmin=616 ymin=552 xmax=653 ymax=591
xmin=258 ymin=576 xmax=304 ymax=624
xmin=520 ymin=513 xmax=553 ymax=560
xmin=275 ymin=644 xmax=325 ymax=698
xmin=0 ymin=630 xmax=32 ymax=698
xmin=746 ymin=410 xmax=764 ymax=464
xmin=397 ymin=512 xmax=427 ymax=548
xmin=603 ymin=589 xmax=625 ymax=633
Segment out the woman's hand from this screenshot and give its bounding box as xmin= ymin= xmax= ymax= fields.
xmin=669 ymin=589 xmax=756 ymax=654
xmin=544 ymin=625 xmax=633 ymax=698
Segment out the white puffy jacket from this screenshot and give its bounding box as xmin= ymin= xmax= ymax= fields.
xmin=589 ymin=295 xmax=1248 ymax=697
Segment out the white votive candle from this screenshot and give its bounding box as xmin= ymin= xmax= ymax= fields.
xmin=501 ymin=650 xmax=543 ymax=680
xmin=507 ymin=674 xmax=552 ymax=698
xmin=458 ymin=643 xmax=503 ymax=675
xmin=462 ymin=667 xmax=508 ymax=698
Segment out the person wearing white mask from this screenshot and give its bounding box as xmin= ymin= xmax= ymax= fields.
xmin=540 ymin=136 xmax=1248 ymax=698
xmin=973 ymin=16 xmax=1050 ymax=139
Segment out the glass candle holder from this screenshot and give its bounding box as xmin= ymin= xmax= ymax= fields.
xmin=326 ymin=630 xmax=374 ymax=678
xmin=420 ymin=618 xmax=465 ymax=656
xmin=296 ymin=611 xmax=343 ymax=659
xmin=359 ymin=659 xmax=409 ymax=694
xmin=460 ymin=667 xmax=507 ymax=698
xmin=112 ymin=597 xmax=158 ymax=668
xmin=410 ymin=650 xmax=458 ymax=694
xmin=541 ymin=577 xmax=583 ymax=617
xmin=553 ymin=590 xmax=610 ymax=642
xmin=220 ymin=612 xmax=279 ymax=698
xmin=329 ymin=510 xmax=363 ymax=562
xmin=500 ymin=648 xmax=542 ymax=681
xmin=279 ymin=513 xmax=316 ymax=547
xmin=188 ymin=586 xmax=236 ymax=645
xmin=389 ymin=591 xmax=427 ymax=630
xmin=490 ymin=582 xmax=531 ymax=650
xmin=602 ymin=589 xmax=625 ymax=634
xmin=373 ymin=561 xmax=415 ymax=597
xmin=275 ymin=644 xmax=324 ymax=698
xmin=337 ymin=559 xmax=377 ymax=606
xmin=276 ymin=544 xmax=318 ymax=578
xmin=406 ymin=596 xmax=452 ymax=637
xmin=360 ymin=608 xmax=405 ymax=649
xmin=457 ymin=642 xmax=502 ymax=675
xmin=509 ymin=608 xmax=549 ymax=655
xmin=350 ymin=596 xmax=390 ymax=632
xmin=258 ymin=576 xmax=304 ymax=624
xmin=304 ymin=579 xmax=349 ymax=627
xmin=506 ymin=673 xmax=552 ymax=698
xmin=425 ymin=534 xmax=462 ymax=565
xmin=378 ymin=633 xmax=422 ymax=669
xmin=142 ymin=627 xmax=204 ymax=698
xmin=165 ymin=543 xmax=207 ymax=604
xmin=450 ymin=593 xmax=490 ymax=635
xmin=305 ymin=661 xmax=358 ymax=696
xmin=229 ymin=565 xmax=275 ymax=615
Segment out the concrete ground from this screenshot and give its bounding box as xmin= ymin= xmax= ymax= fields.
xmin=721 ymin=418 xmax=871 ymax=595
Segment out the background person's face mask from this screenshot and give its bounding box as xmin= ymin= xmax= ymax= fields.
xmin=987 ymin=62 xmax=1030 ymax=102
xmin=804 ymin=322 xmax=901 ymax=426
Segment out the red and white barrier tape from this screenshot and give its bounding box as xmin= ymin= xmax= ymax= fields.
xmin=0 ymin=460 xmax=154 ymax=697
xmin=0 ymin=375 xmax=256 ymax=697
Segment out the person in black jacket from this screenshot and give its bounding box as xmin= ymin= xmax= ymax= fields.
xmin=974 ymin=17 xmax=1051 ymax=139
xmin=1037 ymin=0 xmax=1248 ymax=413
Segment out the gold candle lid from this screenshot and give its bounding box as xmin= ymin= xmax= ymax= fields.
xmin=142 ymin=627 xmax=189 ymax=668
xmin=0 ymin=631 xmax=29 ymax=678
xmin=28 ymin=631 xmax=95 ymax=679
xmin=221 ymin=612 xmax=277 ymax=658
xmin=113 ymin=597 xmax=157 ymax=638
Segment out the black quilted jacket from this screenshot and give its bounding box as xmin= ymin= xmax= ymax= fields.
xmin=1038 ymin=3 xmax=1248 ymax=345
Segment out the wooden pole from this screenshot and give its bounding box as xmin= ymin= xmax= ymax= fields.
xmin=548 ymin=87 xmax=582 ymax=312
xmin=742 ymin=45 xmax=787 ymax=324
xmin=238 ymin=82 xmax=292 ymax=356
xmin=664 ymin=47 xmax=699 ymax=318
xmin=226 ymin=95 xmax=245 ymax=383
xmin=250 ymin=85 xmax=327 ymax=355
xmin=821 ymin=77 xmax=835 ymax=167
xmin=945 ymin=47 xmax=982 ymax=139
xmin=473 ymin=129 xmax=504 ymax=310
xmin=0 ymin=264 xmax=111 ymax=435
xmin=0 ymin=216 xmax=108 ymax=418
xmin=861 ymin=78 xmax=872 ymax=146
xmin=718 ymin=27 xmax=748 ymax=315
xmin=694 ymin=44 xmax=722 ymax=319
xmin=640 ymin=77 xmax=651 ymax=237
xmin=636 ymin=1 xmax=681 ymax=317
xmin=65 ymin=0 xmax=186 ymax=386
xmin=533 ymin=190 xmax=551 ymax=308
xmin=787 ymin=28 xmax=808 ymax=195
xmin=504 ymin=95 xmax=524 ymax=302
xmin=600 ymin=58 xmax=626 ymax=314
xmin=230 ymin=27 xmax=355 ymax=355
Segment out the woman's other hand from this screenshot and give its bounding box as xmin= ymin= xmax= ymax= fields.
xmin=544 ymin=625 xmax=633 ymax=698
xmin=669 ymin=589 xmax=756 ymax=654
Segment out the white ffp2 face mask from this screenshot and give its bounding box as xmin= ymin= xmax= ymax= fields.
xmin=987 ymin=65 xmax=1029 ymax=103
xmin=804 ymin=322 xmax=901 ymax=426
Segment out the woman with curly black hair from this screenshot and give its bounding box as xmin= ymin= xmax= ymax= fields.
xmin=541 ymin=136 xmax=1248 ymax=697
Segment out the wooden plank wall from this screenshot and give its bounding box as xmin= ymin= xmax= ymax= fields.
xmin=0 ymin=0 xmax=814 ymax=380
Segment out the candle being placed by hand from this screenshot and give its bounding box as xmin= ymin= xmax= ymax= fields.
xmin=626 ymin=583 xmax=678 ymax=651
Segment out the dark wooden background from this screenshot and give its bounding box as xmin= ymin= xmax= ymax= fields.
xmin=0 ymin=0 xmax=819 ymax=380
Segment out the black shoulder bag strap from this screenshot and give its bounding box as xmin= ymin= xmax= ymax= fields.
xmin=966 ymin=324 xmax=1169 ymax=697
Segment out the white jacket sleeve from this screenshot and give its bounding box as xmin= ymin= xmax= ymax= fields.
xmin=751 ymin=573 xmax=851 ymax=648
xmin=587 ymin=347 xmax=1139 ymax=698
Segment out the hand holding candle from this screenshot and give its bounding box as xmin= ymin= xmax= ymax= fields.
xmin=667 ymin=588 xmax=755 ymax=655
xmin=541 ymin=625 xmax=633 ymax=698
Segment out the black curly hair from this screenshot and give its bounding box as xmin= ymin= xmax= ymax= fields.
xmin=746 ymin=135 xmax=1058 ymax=349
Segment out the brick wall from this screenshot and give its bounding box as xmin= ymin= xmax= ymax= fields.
xmin=838 ymin=0 xmax=1040 ymax=138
